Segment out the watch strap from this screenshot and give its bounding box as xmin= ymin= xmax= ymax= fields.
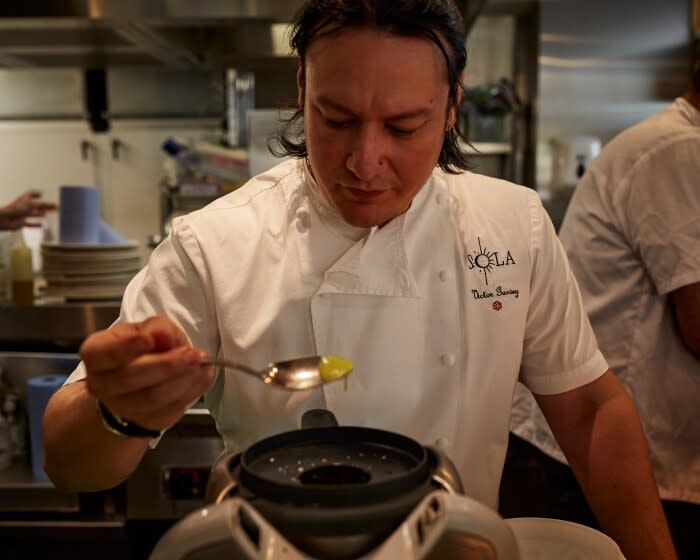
xmin=96 ymin=399 xmax=162 ymax=439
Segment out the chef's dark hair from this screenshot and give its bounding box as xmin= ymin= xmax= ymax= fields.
xmin=274 ymin=0 xmax=471 ymax=174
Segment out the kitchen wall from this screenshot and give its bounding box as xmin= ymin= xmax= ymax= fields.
xmin=465 ymin=14 xmax=515 ymax=88
xmin=536 ymin=0 xmax=690 ymax=195
xmin=0 ymin=66 xmax=297 ymax=247
xmin=0 ymin=0 xmax=692 ymax=243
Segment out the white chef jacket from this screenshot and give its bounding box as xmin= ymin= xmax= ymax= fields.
xmin=511 ymin=98 xmax=700 ymax=505
xmin=68 ymin=158 xmax=606 ymax=508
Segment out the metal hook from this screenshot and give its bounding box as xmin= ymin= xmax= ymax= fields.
xmin=80 ymin=139 xmax=94 ymax=161
xmin=111 ymin=138 xmax=124 ymax=160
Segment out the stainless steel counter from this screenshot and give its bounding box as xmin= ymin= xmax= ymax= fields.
xmin=0 ymin=302 xmax=223 ymax=558
xmin=0 ymin=300 xmax=120 ymax=351
xmin=0 ymin=459 xmax=80 ymax=513
xmin=0 ymin=403 xmax=221 ymax=514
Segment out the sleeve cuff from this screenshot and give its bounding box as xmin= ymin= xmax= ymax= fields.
xmin=523 ymin=350 xmax=609 ymax=395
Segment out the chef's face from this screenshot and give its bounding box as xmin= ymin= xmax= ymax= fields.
xmin=299 ymin=26 xmax=459 ymax=228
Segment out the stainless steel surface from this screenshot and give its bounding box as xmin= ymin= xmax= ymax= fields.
xmin=0 ymin=0 xmax=305 ymax=21
xmin=0 ymin=398 xmax=220 ymax=521
xmin=0 ymin=519 xmax=124 ymax=529
xmin=0 ymin=301 xmax=119 ymax=350
xmin=0 ymin=351 xmax=80 ymax=513
xmin=203 ymin=451 xmax=239 ymax=506
xmin=463 ymin=7 xmax=539 ymax=187
xmin=427 ymin=446 xmax=465 ymax=496
xmin=0 ymin=2 xmax=508 ymax=132
xmin=0 ymin=0 xmax=489 ymax=70
xmin=0 ymin=351 xmax=79 ymax=402
xmin=0 ymin=460 xmax=80 ymax=513
xmin=225 ymin=69 xmax=255 ymax=147
xmin=536 ymin=0 xmax=689 ymax=192
xmin=200 ymin=355 xmax=351 ymax=391
xmin=0 ymin=0 xmax=306 ymax=69
xmin=126 ymin=428 xmax=224 ymax=520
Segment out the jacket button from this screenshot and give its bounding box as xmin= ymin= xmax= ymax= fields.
xmin=435 ymin=437 xmax=450 ymax=450
xmin=438 ymin=270 xmax=449 ymax=282
xmin=295 ymin=209 xmax=310 ymax=233
xmin=440 ymin=353 xmax=456 ymax=367
xmin=436 ymin=193 xmax=444 ymax=205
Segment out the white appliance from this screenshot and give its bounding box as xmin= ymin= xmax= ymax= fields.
xmin=150 ymin=492 xmax=625 ymax=560
xmin=550 ymin=135 xmax=602 ymax=189
xmin=150 ymin=409 xmax=624 ymax=560
xmin=150 ymin=491 xmax=519 ymax=559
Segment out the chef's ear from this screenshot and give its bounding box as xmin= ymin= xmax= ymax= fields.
xmin=296 ymin=58 xmax=305 ymax=109
xmin=447 ymin=69 xmax=466 ymax=131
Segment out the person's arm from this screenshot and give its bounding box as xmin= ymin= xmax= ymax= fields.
xmin=670 ymin=281 xmax=700 ymax=357
xmin=43 ymin=317 xmax=215 ymax=492
xmin=43 ymin=380 xmax=151 ymax=492
xmin=535 ymin=370 xmax=677 ymax=560
xmin=0 ymin=191 xmax=57 ymax=230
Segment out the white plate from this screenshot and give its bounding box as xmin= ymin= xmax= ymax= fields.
xmin=44 ymin=272 xmax=137 ymax=285
xmin=506 ymin=518 xmax=625 ymax=560
xmin=44 ymin=284 xmax=127 ymax=300
xmin=42 ymin=253 xmax=142 ymax=265
xmin=42 ymin=240 xmax=140 ymax=250
xmin=43 ymin=260 xmax=142 ymax=275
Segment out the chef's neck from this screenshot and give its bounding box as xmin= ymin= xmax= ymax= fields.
xmin=684 ymin=89 xmax=700 ymax=113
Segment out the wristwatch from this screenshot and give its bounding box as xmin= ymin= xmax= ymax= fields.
xmin=96 ymin=399 xmax=162 ymax=439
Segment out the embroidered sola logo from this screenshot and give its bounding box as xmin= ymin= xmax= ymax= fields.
xmin=466 ymin=237 xmax=516 ymax=285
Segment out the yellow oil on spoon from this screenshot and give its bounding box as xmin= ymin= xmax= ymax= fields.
xmin=200 ymin=354 xmax=352 ymax=391
xmin=319 ymin=355 xmax=353 ymax=391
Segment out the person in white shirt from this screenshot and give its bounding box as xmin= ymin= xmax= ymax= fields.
xmin=505 ymin=64 xmax=700 ymax=559
xmin=43 ymin=2 xmax=675 ymax=558
xmin=0 ymin=191 xmax=56 ymax=230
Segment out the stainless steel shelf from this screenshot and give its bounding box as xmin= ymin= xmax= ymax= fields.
xmin=0 ymin=300 xmax=120 ymax=350
xmin=462 ymin=141 xmax=512 ymax=155
xmin=0 ymin=459 xmax=53 ymax=488
xmin=0 ymin=459 xmax=80 ymax=513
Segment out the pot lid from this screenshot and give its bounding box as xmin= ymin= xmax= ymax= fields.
xmin=239 ymin=426 xmax=430 ymax=507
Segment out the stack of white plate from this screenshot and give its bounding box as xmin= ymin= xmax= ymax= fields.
xmin=41 ymin=241 xmax=142 ymax=301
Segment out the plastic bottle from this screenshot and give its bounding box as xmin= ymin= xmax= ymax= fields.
xmin=162 ymin=138 xmax=202 ymax=178
xmin=161 ymin=138 xmax=249 ymax=184
xmin=10 ymin=230 xmax=34 ymax=306
xmin=0 ymin=413 xmax=10 ymax=471
xmin=0 ymin=372 xmax=10 ymax=471
xmin=3 ymin=394 xmax=26 ymax=460
xmin=0 ymin=231 xmax=9 ymax=301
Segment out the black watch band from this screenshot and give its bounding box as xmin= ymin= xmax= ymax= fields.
xmin=96 ymin=399 xmax=162 ymax=439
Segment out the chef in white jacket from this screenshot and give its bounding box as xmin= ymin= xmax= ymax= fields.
xmin=506 ymin=64 xmax=700 ymax=559
xmin=43 ymin=2 xmax=675 ymax=558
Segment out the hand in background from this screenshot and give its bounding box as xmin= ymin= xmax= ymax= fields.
xmin=80 ymin=316 xmax=215 ymax=432
xmin=0 ymin=191 xmax=58 ymax=230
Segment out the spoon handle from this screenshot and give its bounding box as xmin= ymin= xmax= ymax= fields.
xmin=199 ymin=357 xmax=260 ymax=378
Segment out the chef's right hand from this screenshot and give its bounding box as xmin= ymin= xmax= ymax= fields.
xmin=79 ymin=316 xmax=215 ymax=433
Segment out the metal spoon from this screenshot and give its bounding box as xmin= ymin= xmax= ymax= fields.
xmin=199 ymin=354 xmax=353 ymax=391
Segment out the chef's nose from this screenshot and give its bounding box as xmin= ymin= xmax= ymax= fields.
xmin=346 ymin=125 xmax=386 ymax=181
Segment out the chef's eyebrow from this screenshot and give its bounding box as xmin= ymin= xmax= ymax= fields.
xmin=315 ymin=96 xmax=432 ymax=121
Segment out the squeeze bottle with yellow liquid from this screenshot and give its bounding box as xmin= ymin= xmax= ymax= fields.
xmin=10 ymin=231 xmax=34 ymax=306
